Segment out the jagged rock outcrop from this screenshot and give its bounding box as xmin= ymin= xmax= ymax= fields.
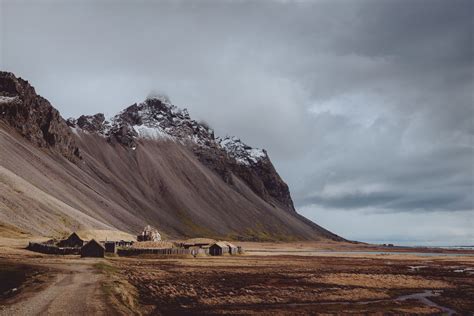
xmin=67 ymin=113 xmax=107 ymax=134
xmin=0 ymin=72 xmax=80 ymax=161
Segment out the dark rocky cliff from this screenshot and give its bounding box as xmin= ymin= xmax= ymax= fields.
xmin=0 ymin=72 xmax=80 ymax=161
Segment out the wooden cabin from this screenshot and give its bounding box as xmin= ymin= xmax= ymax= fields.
xmin=81 ymin=239 xmax=105 ymax=258
xmin=226 ymin=242 xmax=238 ymax=255
xmin=209 ymin=242 xmax=230 ymax=256
xmin=58 ymin=232 xmax=85 ymax=248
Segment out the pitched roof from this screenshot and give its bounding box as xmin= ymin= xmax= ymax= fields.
xmin=84 ymin=239 xmax=105 ymax=249
xmin=225 ymin=242 xmax=237 ymax=248
xmin=211 ymin=241 xmax=229 ymax=249
xmin=183 ymin=238 xmax=215 ymax=245
xmin=67 ymin=232 xmax=84 ymax=240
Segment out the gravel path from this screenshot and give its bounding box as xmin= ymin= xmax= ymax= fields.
xmin=0 ymin=260 xmax=107 ymax=315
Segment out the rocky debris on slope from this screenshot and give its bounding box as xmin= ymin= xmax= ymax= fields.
xmin=0 ymin=71 xmax=80 ymax=161
xmin=70 ymin=95 xmax=295 ymax=212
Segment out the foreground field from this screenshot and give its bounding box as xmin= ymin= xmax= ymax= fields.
xmin=116 ymin=254 xmax=474 ymax=315
xmin=0 ymin=240 xmax=473 ymax=315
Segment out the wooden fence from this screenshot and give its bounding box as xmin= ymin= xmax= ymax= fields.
xmin=27 ymin=242 xmax=80 ymax=255
xmin=117 ymin=247 xmax=208 ymax=256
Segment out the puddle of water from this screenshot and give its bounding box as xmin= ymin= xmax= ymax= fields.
xmin=408 ymin=265 xmax=428 ymax=272
xmin=447 ymin=266 xmax=474 ymax=273
xmin=396 ymin=290 xmax=456 ymax=316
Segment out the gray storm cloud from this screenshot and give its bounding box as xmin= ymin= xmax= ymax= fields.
xmin=1 ymin=0 xmax=472 ymax=244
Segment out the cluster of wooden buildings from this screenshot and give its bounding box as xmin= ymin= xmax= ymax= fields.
xmin=29 ymin=232 xmax=134 ymax=258
xmin=28 ymin=226 xmax=243 ymax=258
xmin=209 ymin=241 xmax=239 ymax=256
xmin=175 ymin=239 xmax=240 ymax=256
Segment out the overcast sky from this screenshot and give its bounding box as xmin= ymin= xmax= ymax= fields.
xmin=1 ymin=0 xmax=473 ymax=245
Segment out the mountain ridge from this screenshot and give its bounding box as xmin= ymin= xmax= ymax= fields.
xmin=0 ymin=71 xmax=343 ymax=241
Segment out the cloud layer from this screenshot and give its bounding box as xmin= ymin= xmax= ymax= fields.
xmin=1 ymin=0 xmax=473 ymax=244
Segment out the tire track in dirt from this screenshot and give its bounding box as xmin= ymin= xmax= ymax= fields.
xmin=0 ymin=260 xmax=107 ymax=315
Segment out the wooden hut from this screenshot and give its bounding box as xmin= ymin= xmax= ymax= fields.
xmin=226 ymin=242 xmax=238 ymax=255
xmin=81 ymin=239 xmax=105 ymax=258
xmin=209 ymin=242 xmax=230 ymax=256
xmin=58 ymin=232 xmax=85 ymax=248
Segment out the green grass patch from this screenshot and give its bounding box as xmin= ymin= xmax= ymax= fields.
xmin=94 ymin=262 xmax=118 ymax=275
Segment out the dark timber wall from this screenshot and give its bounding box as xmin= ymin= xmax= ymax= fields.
xmin=27 ymin=242 xmax=80 ymax=255
xmin=117 ymin=248 xmax=206 ymax=256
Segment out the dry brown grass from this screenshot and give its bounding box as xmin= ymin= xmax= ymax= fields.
xmin=0 ymin=222 xmax=30 ymax=239
xmin=315 ymin=273 xmax=452 ymax=289
xmin=182 ymin=238 xmax=216 ymax=244
xmin=115 ymin=254 xmax=474 ymax=314
xmin=75 ymin=229 xmax=136 ymax=242
xmin=95 ymin=262 xmax=143 ymax=315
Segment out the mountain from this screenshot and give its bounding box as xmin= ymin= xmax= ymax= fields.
xmin=0 ymin=71 xmax=343 ymax=241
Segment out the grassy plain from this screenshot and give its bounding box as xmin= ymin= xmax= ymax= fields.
xmin=0 ymin=239 xmax=473 ymax=315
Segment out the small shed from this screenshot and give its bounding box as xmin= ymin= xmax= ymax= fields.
xmin=226 ymin=242 xmax=238 ymax=255
xmin=58 ymin=232 xmax=85 ymax=248
xmin=81 ymin=239 xmax=105 ymax=258
xmin=209 ymin=242 xmax=230 ymax=256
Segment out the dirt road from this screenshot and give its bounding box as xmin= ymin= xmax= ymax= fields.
xmin=0 ymin=260 xmax=107 ymax=315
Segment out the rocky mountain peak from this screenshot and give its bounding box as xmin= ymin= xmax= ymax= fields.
xmin=68 ymin=95 xmax=294 ymax=212
xmin=101 ymin=97 xmax=214 ymax=148
xmin=69 ymin=96 xmax=267 ymax=167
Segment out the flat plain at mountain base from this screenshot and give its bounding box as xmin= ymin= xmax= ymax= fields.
xmin=1 ymin=242 xmax=473 ymax=315
xmin=116 ymin=251 xmax=473 ymax=315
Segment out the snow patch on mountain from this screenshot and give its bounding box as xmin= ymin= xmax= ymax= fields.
xmin=218 ymin=136 xmax=267 ymax=165
xmin=132 ymin=124 xmax=173 ymax=140
xmin=0 ymin=96 xmax=20 ymax=104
